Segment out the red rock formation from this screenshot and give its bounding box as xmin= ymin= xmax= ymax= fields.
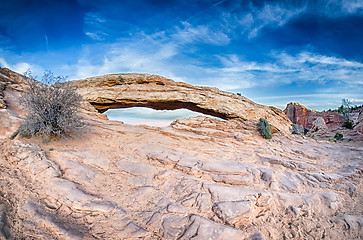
xmin=283 ymin=102 xmax=311 ymax=128
xmin=284 ymin=102 xmax=344 ymax=129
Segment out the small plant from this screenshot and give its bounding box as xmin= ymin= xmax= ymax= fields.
xmin=334 ymin=132 xmax=344 ymax=140
xmin=118 ymin=76 xmax=125 ymax=83
xmin=292 ymin=124 xmax=305 ymax=135
xmin=330 ymin=132 xmax=343 ymax=142
xmin=11 ymin=70 xmax=85 ymax=140
xmin=342 ymin=121 xmax=354 ymax=129
xmin=310 ymin=133 xmax=317 ymax=140
xmin=258 ymin=118 xmax=272 ymax=139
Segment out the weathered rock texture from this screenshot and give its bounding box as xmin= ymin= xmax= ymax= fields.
xmin=355 ymin=113 xmax=363 ymax=135
xmin=1 ymin=68 xmax=363 ymax=239
xmin=69 ymin=73 xmax=292 ymax=133
xmin=284 ymin=102 xmax=363 ymax=140
xmin=284 ymin=102 xmax=344 ymax=129
xmin=309 ymin=117 xmax=328 ymax=135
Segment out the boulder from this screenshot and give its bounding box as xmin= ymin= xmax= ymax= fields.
xmin=309 ymin=117 xmax=328 ymax=135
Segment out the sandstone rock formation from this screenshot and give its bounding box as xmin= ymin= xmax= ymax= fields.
xmin=284 ymin=102 xmax=363 ymax=141
xmin=309 ymin=117 xmax=328 ymax=136
xmin=284 ymin=102 xmax=344 ymax=129
xmin=0 ymin=68 xmax=362 ymax=239
xmin=69 ymin=73 xmax=291 ymax=133
xmin=355 ymin=112 xmax=363 ymax=135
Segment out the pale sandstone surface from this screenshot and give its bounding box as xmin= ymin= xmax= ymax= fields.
xmin=0 ymin=68 xmax=362 ymax=239
xmin=69 ymin=73 xmax=291 ymax=134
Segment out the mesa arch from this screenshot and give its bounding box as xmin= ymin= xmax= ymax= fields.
xmin=70 ymin=73 xmax=292 ymax=133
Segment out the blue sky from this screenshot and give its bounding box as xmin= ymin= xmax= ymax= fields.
xmin=1 ymin=0 xmax=363 ymax=111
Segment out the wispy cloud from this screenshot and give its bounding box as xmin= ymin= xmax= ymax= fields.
xmin=217 ymin=2 xmax=306 ymax=39
xmin=62 ymin=34 xmax=180 ymax=80
xmin=247 ymin=3 xmax=306 ymax=38
xmin=253 ymin=93 xmax=363 ymax=111
xmin=321 ymin=0 xmax=363 ymax=14
xmin=84 ymin=12 xmax=109 ymax=41
xmin=341 ymin=0 xmax=363 ymax=13
xmin=216 ymin=51 xmax=363 ymax=87
xmin=172 ymin=22 xmax=230 ymax=45
xmin=0 ymin=57 xmax=44 ymax=76
xmin=64 ymin=20 xmax=233 ymax=80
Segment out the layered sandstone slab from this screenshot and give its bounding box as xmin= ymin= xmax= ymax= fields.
xmin=69 ymin=73 xmax=292 ymax=133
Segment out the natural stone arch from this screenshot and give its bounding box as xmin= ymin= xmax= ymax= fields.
xmin=70 ymin=73 xmax=292 ymax=133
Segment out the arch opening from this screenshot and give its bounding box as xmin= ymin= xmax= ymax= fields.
xmin=93 ymin=100 xmax=230 ymax=120
xmin=105 ymin=106 xmax=224 ymax=127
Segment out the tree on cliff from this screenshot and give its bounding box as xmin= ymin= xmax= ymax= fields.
xmin=338 ymin=98 xmax=354 ymax=129
xmin=11 ymin=70 xmax=85 ymax=140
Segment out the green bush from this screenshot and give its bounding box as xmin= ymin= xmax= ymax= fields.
xmin=310 ymin=133 xmax=317 ymax=140
xmin=342 ymin=121 xmax=354 ymax=129
xmin=292 ymin=124 xmax=305 ymax=135
xmin=258 ymin=118 xmax=272 ymax=139
xmin=15 ymin=70 xmax=85 ymax=140
xmin=334 ymin=132 xmax=343 ymax=140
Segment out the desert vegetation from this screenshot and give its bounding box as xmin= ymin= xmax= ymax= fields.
xmin=257 ymin=118 xmax=272 ymax=139
xmin=338 ymin=99 xmax=355 ymax=129
xmin=11 ymin=70 xmax=84 ymax=140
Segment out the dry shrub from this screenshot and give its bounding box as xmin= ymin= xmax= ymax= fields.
xmin=18 ymin=70 xmax=84 ymax=140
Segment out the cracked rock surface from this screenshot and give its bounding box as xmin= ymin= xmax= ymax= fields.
xmin=0 ymin=68 xmax=362 ymax=239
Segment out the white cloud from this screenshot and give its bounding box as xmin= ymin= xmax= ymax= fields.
xmin=83 ymin=12 xmax=110 ymax=41
xmin=172 ymin=22 xmax=230 ymax=46
xmin=219 ymin=3 xmax=306 ymax=39
xmin=63 ymin=34 xmax=181 ymax=80
xmin=0 ymin=57 xmax=44 ymax=77
xmin=274 ymin=51 xmax=363 ymax=84
xmin=341 ymin=0 xmax=363 ymax=13
xmin=215 ymin=52 xmax=363 ymax=85
xmin=323 ymin=0 xmax=363 ymax=14
xmin=252 ymin=92 xmax=363 ymax=111
xmin=250 ymin=4 xmax=306 ymax=38
xmin=65 ymin=21 xmax=232 ymax=80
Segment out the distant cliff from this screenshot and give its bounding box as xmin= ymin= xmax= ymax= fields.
xmin=284 ymin=102 xmax=363 ymax=136
xmin=283 ymin=102 xmax=345 ymax=129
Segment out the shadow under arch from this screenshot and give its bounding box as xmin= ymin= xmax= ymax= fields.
xmin=94 ymin=100 xmax=230 ymax=121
